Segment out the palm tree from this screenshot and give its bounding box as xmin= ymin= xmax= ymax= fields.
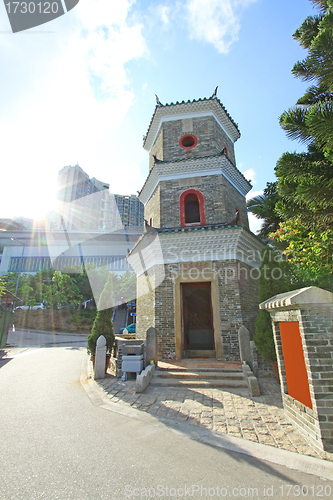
xmin=247 ymin=182 xmax=282 ymax=239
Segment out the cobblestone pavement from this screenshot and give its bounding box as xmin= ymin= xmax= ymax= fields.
xmin=94 ymin=368 xmax=333 ymax=463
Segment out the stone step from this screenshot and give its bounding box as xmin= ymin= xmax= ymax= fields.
xmin=158 ymin=366 xmax=242 ymax=373
xmin=150 ymin=377 xmax=247 ymax=389
xmin=155 ymin=370 xmax=244 ymax=380
xmin=151 ymin=368 xmax=248 ymax=388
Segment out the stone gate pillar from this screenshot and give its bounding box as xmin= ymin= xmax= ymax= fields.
xmin=260 ymin=286 xmax=333 ymax=453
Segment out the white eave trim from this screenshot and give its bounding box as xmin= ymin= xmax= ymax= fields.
xmin=127 ymin=227 xmax=264 ymax=276
xmin=143 ymin=100 xmax=240 ymax=151
xmin=146 ymin=111 xmax=236 ymax=153
xmin=139 ymin=157 xmax=252 ymax=205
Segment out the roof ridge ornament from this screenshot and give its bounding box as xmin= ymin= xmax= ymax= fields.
xmin=155 ymin=94 xmax=163 ymax=106
xmin=210 ymin=86 xmax=218 ymax=98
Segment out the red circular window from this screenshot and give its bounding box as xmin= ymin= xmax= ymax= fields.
xmin=179 ymin=134 xmax=198 ymax=149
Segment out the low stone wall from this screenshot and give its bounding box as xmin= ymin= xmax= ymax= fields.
xmin=283 ymin=394 xmax=322 ymax=449
xmin=261 ymin=287 xmax=333 ymax=453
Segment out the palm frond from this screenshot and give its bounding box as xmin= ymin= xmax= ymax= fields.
xmin=279 ymin=108 xmax=313 ymax=144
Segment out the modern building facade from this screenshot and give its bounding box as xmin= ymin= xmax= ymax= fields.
xmin=56 ymin=164 xmax=111 ymax=232
xmin=55 ymin=164 xmax=144 ymax=232
xmin=0 ymin=226 xmax=140 ymax=276
xmin=114 ymin=194 xmax=144 ymax=229
xmin=131 ymin=95 xmax=263 ymax=361
xmin=0 ymin=165 xmax=145 ymax=278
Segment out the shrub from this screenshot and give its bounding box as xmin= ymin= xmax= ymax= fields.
xmin=253 ymin=310 xmax=276 ymax=362
xmin=87 ymin=274 xmax=115 ymax=356
xmin=87 ymin=309 xmax=114 ymax=356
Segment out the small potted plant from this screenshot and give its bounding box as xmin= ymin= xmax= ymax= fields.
xmin=87 ymin=274 xmax=115 ymax=371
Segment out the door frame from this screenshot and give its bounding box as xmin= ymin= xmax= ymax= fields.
xmin=182 ymin=282 xmax=214 ymax=352
xmin=173 ymin=269 xmax=223 ymax=359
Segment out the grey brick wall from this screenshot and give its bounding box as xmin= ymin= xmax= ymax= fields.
xmin=149 ymin=128 xmax=163 ymax=170
xmin=144 ymin=174 xmax=248 ymax=229
xmin=145 ymin=185 xmax=160 ymax=227
xmin=270 ymin=304 xmax=333 ymax=452
xmin=149 ymin=116 xmax=235 ymax=165
xmin=214 ymin=260 xmax=259 ymax=359
xmin=136 ymin=260 xmax=259 ymax=361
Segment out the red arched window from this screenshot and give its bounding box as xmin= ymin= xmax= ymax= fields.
xmin=180 ymin=189 xmax=205 ymax=227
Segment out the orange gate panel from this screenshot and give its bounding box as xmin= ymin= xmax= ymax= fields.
xmin=279 ymin=321 xmax=312 ymax=409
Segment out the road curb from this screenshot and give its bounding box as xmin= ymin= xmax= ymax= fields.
xmin=80 ymin=358 xmax=333 ymax=481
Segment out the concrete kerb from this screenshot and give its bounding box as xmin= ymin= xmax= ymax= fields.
xmin=80 ymin=354 xmax=333 ymax=481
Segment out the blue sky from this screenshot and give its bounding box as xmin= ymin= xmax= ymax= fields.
xmin=0 ymin=0 xmax=316 ymax=232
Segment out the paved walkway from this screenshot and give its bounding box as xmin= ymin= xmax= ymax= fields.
xmin=92 ymin=362 xmax=333 ymax=463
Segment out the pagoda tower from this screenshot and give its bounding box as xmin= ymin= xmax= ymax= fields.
xmin=129 ymin=94 xmax=263 ymax=360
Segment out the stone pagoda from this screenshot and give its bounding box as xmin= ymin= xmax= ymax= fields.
xmin=128 ymin=94 xmax=263 ymax=360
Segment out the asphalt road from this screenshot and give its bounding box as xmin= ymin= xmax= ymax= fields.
xmin=0 ymin=334 xmax=333 ymax=499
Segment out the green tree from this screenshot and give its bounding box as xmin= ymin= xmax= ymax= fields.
xmin=276 ymin=0 xmax=333 ymax=219
xmin=87 ymin=273 xmax=115 ymax=356
xmin=247 ymin=182 xmax=282 ymax=239
xmin=119 ymin=269 xmax=137 ymax=302
xmin=253 ymin=248 xmax=303 ymax=361
xmin=2 ymin=272 xmax=34 ymax=305
xmin=0 ymin=276 xmax=5 ymax=297
xmin=275 ymin=146 xmax=333 ymax=222
xmin=61 ymin=265 xmax=97 ymax=305
xmin=279 ymin=0 xmax=333 ymax=155
xmin=269 ymin=0 xmax=333 ymax=288
xmin=270 ymin=219 xmax=333 ymax=290
xmin=43 ymin=271 xmax=83 ymax=308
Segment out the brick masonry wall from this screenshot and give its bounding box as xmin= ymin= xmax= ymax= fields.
xmin=136 ymin=259 xmax=260 ymax=361
xmin=145 ymin=184 xmax=160 ymax=227
xmin=155 ymin=263 xmax=178 ymax=359
xmin=149 ymin=128 xmax=163 ymax=170
xmin=153 ymin=116 xmax=235 ymax=164
xmin=214 ymin=260 xmax=259 ymax=359
xmin=237 ymin=262 xmax=260 ymax=333
xmin=155 ymin=174 xmax=248 ymax=229
xmin=213 ymin=119 xmax=235 ymax=165
xmin=270 ymin=305 xmax=333 ymax=452
xmin=222 ymin=176 xmax=249 ymax=229
xmin=283 ymin=394 xmax=323 ymax=451
xmin=136 ymin=272 xmax=156 ymax=340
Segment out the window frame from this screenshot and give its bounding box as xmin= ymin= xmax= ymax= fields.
xmin=180 ymin=189 xmax=206 ymax=227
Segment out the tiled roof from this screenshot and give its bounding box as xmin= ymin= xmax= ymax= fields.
xmin=138 ymin=151 xmax=252 ymax=203
xmin=155 ymin=219 xmax=240 ymax=234
xmin=143 ymin=96 xmax=240 ymax=151
xmin=155 ymin=222 xmax=264 ymax=246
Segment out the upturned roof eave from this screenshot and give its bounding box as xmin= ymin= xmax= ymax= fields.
xmin=138 ymin=152 xmax=252 ymax=200
xmin=143 ymin=97 xmax=240 ymax=151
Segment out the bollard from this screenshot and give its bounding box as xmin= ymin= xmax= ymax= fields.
xmin=145 ymin=327 xmax=158 ymax=367
xmin=94 ymin=335 xmax=106 ymax=380
xmin=238 ymin=325 xmax=255 ymax=374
